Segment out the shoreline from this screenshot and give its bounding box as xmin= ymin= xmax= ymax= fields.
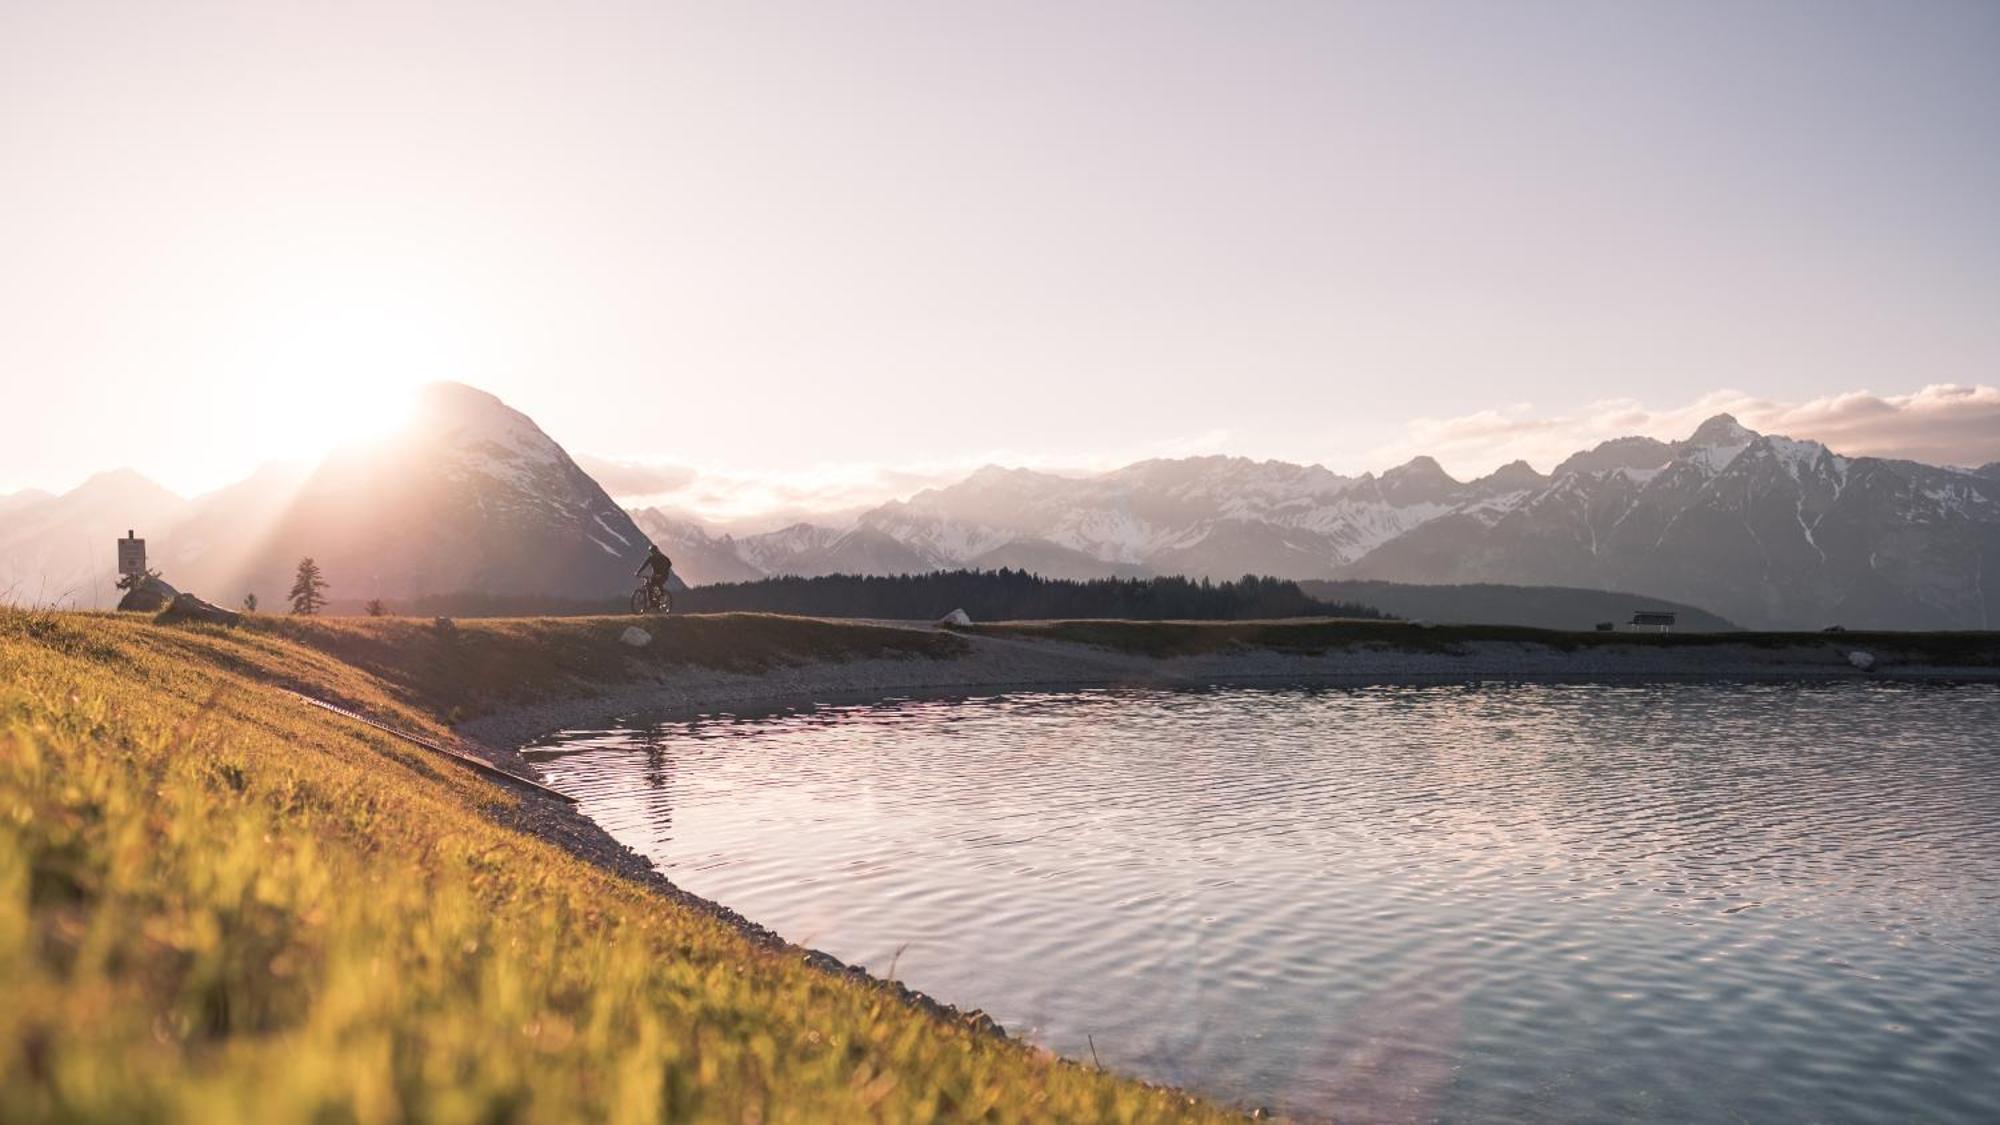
xmin=447 ymin=627 xmax=1999 ymax=1112
xmin=458 ymin=629 xmax=2000 ymax=751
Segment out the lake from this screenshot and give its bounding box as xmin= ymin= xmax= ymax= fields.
xmin=525 ymin=682 xmax=2000 ymax=1123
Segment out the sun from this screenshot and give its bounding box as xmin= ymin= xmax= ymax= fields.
xmin=235 ymin=280 xmax=469 ymax=463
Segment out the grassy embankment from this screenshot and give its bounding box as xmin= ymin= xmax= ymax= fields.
xmin=960 ymin=617 xmax=2000 ymax=665
xmin=0 ymin=609 xmax=1232 ymax=1123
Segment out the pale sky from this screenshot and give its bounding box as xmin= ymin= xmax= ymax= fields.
xmin=4 ymin=1 xmax=1998 ymax=509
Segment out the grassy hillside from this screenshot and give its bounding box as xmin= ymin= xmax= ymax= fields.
xmin=961 ymin=617 xmax=2000 ymax=665
xmin=249 ymin=612 xmax=968 ymax=722
xmin=0 ymin=609 xmax=1227 ymax=1123
xmin=1298 ymin=580 xmax=1740 ymax=633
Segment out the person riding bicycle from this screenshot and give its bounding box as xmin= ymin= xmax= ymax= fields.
xmin=636 ymin=545 xmax=674 ymax=605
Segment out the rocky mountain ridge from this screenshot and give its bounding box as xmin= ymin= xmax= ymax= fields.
xmin=9 ymin=390 xmax=1993 ymax=629
xmin=637 ymin=415 xmax=1996 ymax=629
xmin=1 ymin=384 xmax=655 ymax=608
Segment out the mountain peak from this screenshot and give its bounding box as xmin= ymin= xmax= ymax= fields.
xmin=418 ymin=380 xmax=507 ymax=410
xmin=1383 ymin=455 xmax=1456 ymax=483
xmin=1374 ymin=455 xmax=1460 ymax=505
xmin=1554 ymin=435 xmax=1674 ymax=479
xmin=0 ymin=487 xmax=55 ymax=515
xmin=965 ymin=463 xmax=1042 ymax=486
xmin=405 ymin=383 xmax=566 ymax=472
xmin=1473 ymin=459 xmax=1548 ymax=492
xmin=1684 ymin=413 xmax=1760 ymax=448
xmin=69 ymin=467 xmax=183 ymax=505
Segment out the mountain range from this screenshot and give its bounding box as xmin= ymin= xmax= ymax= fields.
xmin=0 ymin=384 xmax=653 ymax=609
xmin=6 ymin=383 xmax=1995 ymax=629
xmin=635 ymin=416 xmax=1998 ymax=630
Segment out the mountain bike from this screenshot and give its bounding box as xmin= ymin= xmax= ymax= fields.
xmin=630 ymin=580 xmax=673 ymax=615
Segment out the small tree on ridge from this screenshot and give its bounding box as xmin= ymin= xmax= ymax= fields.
xmin=289 ymin=557 xmax=329 ymax=616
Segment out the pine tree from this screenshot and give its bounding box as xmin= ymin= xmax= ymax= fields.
xmin=242 ymin=592 xmax=258 ymax=613
xmin=115 ymin=567 xmax=161 ymax=592
xmin=289 ymin=557 xmax=329 ymax=616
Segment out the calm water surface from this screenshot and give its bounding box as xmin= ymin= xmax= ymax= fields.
xmin=527 ymin=682 xmax=2000 ymax=1123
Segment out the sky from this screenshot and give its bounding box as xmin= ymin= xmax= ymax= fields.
xmin=4 ymin=1 xmax=1998 ymax=517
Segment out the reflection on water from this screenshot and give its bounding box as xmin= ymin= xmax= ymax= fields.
xmin=527 ymin=682 xmax=2000 ymax=1123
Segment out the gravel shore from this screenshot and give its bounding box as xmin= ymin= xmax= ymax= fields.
xmin=458 ymin=628 xmax=1993 ymax=752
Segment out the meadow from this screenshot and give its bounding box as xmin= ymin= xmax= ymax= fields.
xmin=0 ymin=608 xmax=1231 ymax=1123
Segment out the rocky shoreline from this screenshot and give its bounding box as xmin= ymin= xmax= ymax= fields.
xmin=459 ymin=628 xmax=1996 ymax=751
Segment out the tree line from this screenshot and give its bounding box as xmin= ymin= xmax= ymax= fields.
xmin=674 ymin=570 xmax=1387 ymax=622
xmin=248 ymin=561 xmax=1389 ymax=623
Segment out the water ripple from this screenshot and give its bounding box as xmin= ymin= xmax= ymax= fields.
xmin=528 ymin=681 xmax=2000 ymax=1123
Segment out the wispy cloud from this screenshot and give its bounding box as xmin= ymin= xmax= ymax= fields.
xmin=1355 ymin=384 xmax=2000 ymax=478
xmin=571 ymin=455 xmax=700 ymax=498
xmin=586 ymin=429 xmax=1236 ymax=530
xmin=586 ymin=384 xmax=2000 ymax=525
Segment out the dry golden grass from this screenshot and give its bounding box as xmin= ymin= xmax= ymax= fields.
xmin=0 ymin=609 xmax=1231 ymax=1123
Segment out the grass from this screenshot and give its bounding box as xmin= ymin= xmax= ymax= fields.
xmin=0 ymin=608 xmax=1229 ymax=1124
xmin=250 ymin=611 xmax=970 ymax=723
xmin=959 ymin=617 xmax=2000 ymax=665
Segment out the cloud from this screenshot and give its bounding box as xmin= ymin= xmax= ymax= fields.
xmin=1754 ymin=385 xmax=2000 ymax=468
xmin=571 ymin=455 xmax=699 ymax=498
xmin=1356 ymin=384 xmax=2000 ymax=479
xmin=579 ymin=429 xmax=1236 ymax=530
xmin=581 ymin=383 xmax=2000 ymax=528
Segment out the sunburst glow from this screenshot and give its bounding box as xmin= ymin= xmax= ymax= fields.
xmin=229 ymin=272 xmax=470 ymax=462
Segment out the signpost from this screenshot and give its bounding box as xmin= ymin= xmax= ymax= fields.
xmin=117 ymin=530 xmax=147 ymax=578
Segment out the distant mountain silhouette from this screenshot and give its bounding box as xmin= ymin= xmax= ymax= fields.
xmin=2 ymin=384 xmax=656 ymax=608
xmin=0 ymin=470 xmax=187 ymax=606
xmin=625 ymin=415 xmax=1999 ymax=629
xmin=13 ymin=386 xmax=1996 ymax=628
xmin=218 ymin=383 xmax=654 ymax=604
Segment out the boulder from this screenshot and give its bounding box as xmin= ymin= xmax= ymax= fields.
xmin=154 ymin=593 xmax=242 ymax=628
xmin=1847 ymin=650 xmax=1876 ymax=672
xmin=116 ymin=575 xmax=179 ymax=612
xmin=938 ymin=608 xmax=973 ymax=627
xmin=619 ymin=626 xmax=653 ymax=648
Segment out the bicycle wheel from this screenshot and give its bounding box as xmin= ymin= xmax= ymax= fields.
xmin=630 ymin=588 xmax=651 ymax=614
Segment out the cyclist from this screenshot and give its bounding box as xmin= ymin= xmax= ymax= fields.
xmin=635 ymin=544 xmax=674 ymax=608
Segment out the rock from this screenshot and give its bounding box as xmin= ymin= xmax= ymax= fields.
xmin=1848 ymin=650 xmax=1876 ymax=671
xmin=154 ymin=593 xmax=242 ymax=627
xmin=960 ymin=1008 xmax=1006 ymax=1037
xmin=938 ymin=608 xmax=973 ymax=626
xmin=116 ymin=575 xmax=179 ymax=612
xmin=619 ymin=626 xmax=652 ymax=648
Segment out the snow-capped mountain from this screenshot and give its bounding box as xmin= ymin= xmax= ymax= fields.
xmin=213 ymin=382 xmax=655 ymax=603
xmin=3 ymin=383 xmax=657 ymax=608
xmin=14 ymin=387 xmax=1995 ymax=628
xmin=629 ymin=508 xmax=765 ymax=586
xmin=635 ymin=415 xmax=1997 ymax=629
xmin=1346 ymin=416 xmax=1999 ymax=629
